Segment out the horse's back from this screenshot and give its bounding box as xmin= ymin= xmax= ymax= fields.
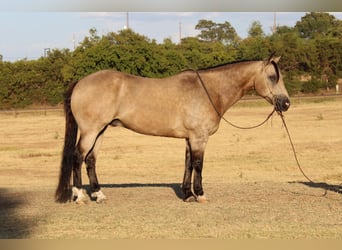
xmin=73 ymin=69 xmax=198 ymax=94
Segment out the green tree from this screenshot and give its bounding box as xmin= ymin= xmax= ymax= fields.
xmin=0 ymin=59 xmax=41 ymax=108
xmin=269 ymin=26 xmax=318 ymax=74
xmin=180 ymin=37 xmax=235 ymax=70
xmin=268 ymin=25 xmax=321 ymax=94
xmin=195 ymin=19 xmax=239 ymax=45
xmin=0 ymin=62 xmax=13 ymax=108
xmin=248 ymin=21 xmax=265 ymax=38
xmin=314 ymin=36 xmax=342 ymax=88
xmin=65 ymin=28 xmax=186 ymax=80
xmin=157 ymin=38 xmax=187 ymax=76
xmin=295 ymin=12 xmax=340 ymax=39
xmin=39 ymin=49 xmax=72 ymax=104
xmin=237 ymin=36 xmax=270 ymax=61
xmin=237 ymin=21 xmax=268 ymax=61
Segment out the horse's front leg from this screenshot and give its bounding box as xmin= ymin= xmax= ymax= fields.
xmin=182 ymin=139 xmax=196 ymax=202
xmin=182 ymin=136 xmax=209 ymax=203
xmin=192 ymin=149 xmax=208 ymax=203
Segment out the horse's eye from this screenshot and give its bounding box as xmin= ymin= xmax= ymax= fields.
xmin=268 ymin=74 xmax=278 ymax=83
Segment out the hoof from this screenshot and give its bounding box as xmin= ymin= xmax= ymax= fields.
xmin=75 ymin=199 xmax=88 ymax=205
xmin=91 ymin=190 xmax=107 ymax=203
xmin=72 ymin=187 xmax=88 ymax=204
xmin=72 ymin=186 xmax=80 ymax=200
xmin=196 ymin=195 xmax=209 ymax=203
xmin=184 ymin=195 xmax=196 ymax=202
xmin=96 ymin=196 xmax=106 ymax=204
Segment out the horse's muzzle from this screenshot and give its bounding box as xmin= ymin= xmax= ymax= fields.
xmin=274 ymin=95 xmax=290 ymax=112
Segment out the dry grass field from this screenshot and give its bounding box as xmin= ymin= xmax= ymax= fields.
xmin=0 ymin=97 xmax=341 ymax=239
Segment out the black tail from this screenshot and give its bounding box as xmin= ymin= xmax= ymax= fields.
xmin=55 ymin=81 xmax=79 ymax=203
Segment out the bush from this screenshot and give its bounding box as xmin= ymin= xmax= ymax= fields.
xmin=284 ymin=80 xmax=301 ymax=96
xmin=301 ymin=80 xmax=322 ymax=93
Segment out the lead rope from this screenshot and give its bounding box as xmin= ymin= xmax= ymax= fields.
xmin=276 ymin=111 xmax=315 ymax=183
xmin=278 ymin=111 xmax=342 ymax=195
xmin=195 ymin=70 xmax=342 ymax=195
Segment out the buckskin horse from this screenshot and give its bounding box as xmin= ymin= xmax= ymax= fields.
xmin=55 ymin=55 xmax=290 ymax=204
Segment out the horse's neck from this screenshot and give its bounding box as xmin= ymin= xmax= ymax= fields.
xmin=201 ymin=62 xmax=258 ymax=116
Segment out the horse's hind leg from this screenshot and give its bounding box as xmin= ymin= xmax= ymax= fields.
xmin=85 ymin=153 xmax=106 ymax=203
xmin=88 ymin=129 xmax=108 ymax=203
xmin=182 ymin=139 xmax=196 ymax=202
xmin=72 ymin=144 xmax=87 ymax=203
xmin=78 ymin=129 xmax=107 ymax=203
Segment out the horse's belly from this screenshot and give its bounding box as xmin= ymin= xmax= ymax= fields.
xmin=117 ymin=110 xmax=188 ymax=138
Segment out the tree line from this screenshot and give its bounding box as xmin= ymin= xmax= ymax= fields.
xmin=0 ymin=12 xmax=341 ymax=109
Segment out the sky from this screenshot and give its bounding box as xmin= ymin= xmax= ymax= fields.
xmin=0 ymin=12 xmax=341 ymax=62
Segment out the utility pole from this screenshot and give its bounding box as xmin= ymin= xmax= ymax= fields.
xmin=44 ymin=48 xmax=50 ymax=57
xmin=273 ymin=12 xmax=277 ymax=34
xmin=179 ymin=22 xmax=182 ymax=43
xmin=72 ymin=33 xmax=76 ymax=50
xmin=126 ymin=12 xmax=129 ymax=29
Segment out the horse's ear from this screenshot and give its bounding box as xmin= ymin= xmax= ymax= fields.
xmin=264 ymin=54 xmax=281 ymax=65
xmin=272 ymin=56 xmax=281 ymax=63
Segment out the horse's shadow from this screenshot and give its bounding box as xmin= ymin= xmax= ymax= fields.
xmin=84 ymin=183 xmax=184 ymax=200
xmin=0 ymin=189 xmax=35 ymax=238
xmin=289 ymin=181 xmax=342 ymax=195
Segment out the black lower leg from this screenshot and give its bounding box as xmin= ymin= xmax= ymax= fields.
xmin=193 ymin=151 xmax=204 ymax=197
xmin=85 ymin=153 xmax=100 ymax=193
xmin=182 ymin=139 xmax=195 ymax=200
xmin=182 ymin=169 xmax=194 ymax=200
xmin=72 ymin=147 xmax=83 ymax=189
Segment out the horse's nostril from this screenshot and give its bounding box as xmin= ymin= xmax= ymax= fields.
xmin=282 ymin=100 xmax=290 ymax=111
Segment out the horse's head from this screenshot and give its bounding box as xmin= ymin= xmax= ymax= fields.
xmin=254 ymin=56 xmax=290 ymax=112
